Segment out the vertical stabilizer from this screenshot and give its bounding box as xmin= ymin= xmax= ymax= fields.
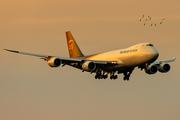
xmin=66 ymin=31 xmax=84 ymax=58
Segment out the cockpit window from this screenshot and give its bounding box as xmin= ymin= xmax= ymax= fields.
xmin=146 ymin=44 xmax=153 ymax=46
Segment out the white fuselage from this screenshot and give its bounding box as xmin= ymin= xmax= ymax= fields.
xmin=86 ymin=43 xmax=159 ymax=70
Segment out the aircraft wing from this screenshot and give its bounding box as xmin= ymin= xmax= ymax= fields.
xmin=151 ymin=57 xmax=176 ymax=65
xmin=3 ymin=49 xmax=121 ymax=65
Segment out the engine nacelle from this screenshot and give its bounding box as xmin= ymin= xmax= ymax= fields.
xmin=145 ymin=64 xmax=158 ymax=74
xmin=82 ymin=61 xmax=96 ymax=71
xmin=158 ymin=63 xmax=170 ymax=73
xmin=48 ymin=57 xmax=61 ymax=67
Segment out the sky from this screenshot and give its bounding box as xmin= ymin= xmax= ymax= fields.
xmin=0 ymin=0 xmax=180 ymax=120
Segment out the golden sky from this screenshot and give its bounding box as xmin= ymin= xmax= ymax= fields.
xmin=0 ymin=0 xmax=180 ymax=120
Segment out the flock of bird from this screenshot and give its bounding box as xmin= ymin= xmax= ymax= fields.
xmin=140 ymin=15 xmax=165 ymax=26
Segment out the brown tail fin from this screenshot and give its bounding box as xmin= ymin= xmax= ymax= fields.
xmin=66 ymin=31 xmax=84 ymax=58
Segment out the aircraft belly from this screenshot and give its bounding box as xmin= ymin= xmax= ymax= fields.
xmin=103 ymin=64 xmax=126 ymax=71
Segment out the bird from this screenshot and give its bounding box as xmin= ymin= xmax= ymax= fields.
xmin=151 ymin=23 xmax=153 ymax=26
xmin=154 ymin=24 xmax=157 ymax=26
xmin=162 ymin=18 xmax=165 ymax=20
xmin=142 ymin=15 xmax=144 ymax=18
xmin=140 ymin=19 xmax=141 ymax=21
xmin=145 ymin=19 xmax=148 ymax=21
xmin=160 ymin=22 xmax=163 ymax=24
xmin=149 ymin=17 xmax=151 ymax=20
xmin=144 ymin=23 xmax=146 ymax=26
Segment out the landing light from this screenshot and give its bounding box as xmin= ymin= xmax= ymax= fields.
xmin=111 ymin=62 xmax=118 ymax=64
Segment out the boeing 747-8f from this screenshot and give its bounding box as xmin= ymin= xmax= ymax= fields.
xmin=4 ymin=31 xmax=176 ymax=80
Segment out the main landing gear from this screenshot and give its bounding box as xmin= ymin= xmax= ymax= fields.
xmin=95 ymin=71 xmax=118 ymax=80
xmin=94 ymin=70 xmax=133 ymax=80
xmin=110 ymin=75 xmax=118 ymax=80
xmin=110 ymin=72 xmax=118 ymax=80
xmin=95 ymin=72 xmax=108 ymax=79
xmin=123 ymin=71 xmax=132 ymax=81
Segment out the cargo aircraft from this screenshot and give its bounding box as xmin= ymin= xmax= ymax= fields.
xmin=4 ymin=31 xmax=176 ymax=80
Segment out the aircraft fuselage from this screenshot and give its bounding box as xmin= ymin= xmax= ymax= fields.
xmin=86 ymin=43 xmax=159 ymax=71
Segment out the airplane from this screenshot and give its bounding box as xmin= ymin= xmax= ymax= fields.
xmin=4 ymin=31 xmax=176 ymax=80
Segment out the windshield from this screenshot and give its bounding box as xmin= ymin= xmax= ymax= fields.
xmin=146 ymin=44 xmax=153 ymax=46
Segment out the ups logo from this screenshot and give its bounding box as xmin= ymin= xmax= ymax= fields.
xmin=68 ymin=40 xmax=74 ymax=55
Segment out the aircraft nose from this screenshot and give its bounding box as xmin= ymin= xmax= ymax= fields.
xmin=146 ymin=47 xmax=159 ymax=63
xmin=152 ymin=48 xmax=159 ymax=61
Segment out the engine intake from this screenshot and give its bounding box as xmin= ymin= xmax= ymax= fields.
xmin=145 ymin=64 xmax=158 ymax=74
xmin=82 ymin=61 xmax=96 ymax=71
xmin=158 ymin=63 xmax=170 ymax=73
xmin=48 ymin=57 xmax=61 ymax=67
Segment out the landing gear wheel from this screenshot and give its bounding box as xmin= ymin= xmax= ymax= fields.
xmin=114 ymin=75 xmax=118 ymax=79
xmin=110 ymin=75 xmax=118 ymax=80
xmin=123 ymin=70 xmax=133 ymax=81
xmin=123 ymin=76 xmax=129 ymax=81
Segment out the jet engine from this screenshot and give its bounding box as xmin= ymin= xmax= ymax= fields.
xmin=158 ymin=63 xmax=170 ymax=73
xmin=145 ymin=64 xmax=158 ymax=74
xmin=48 ymin=57 xmax=61 ymax=67
xmin=82 ymin=61 xmax=96 ymax=71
